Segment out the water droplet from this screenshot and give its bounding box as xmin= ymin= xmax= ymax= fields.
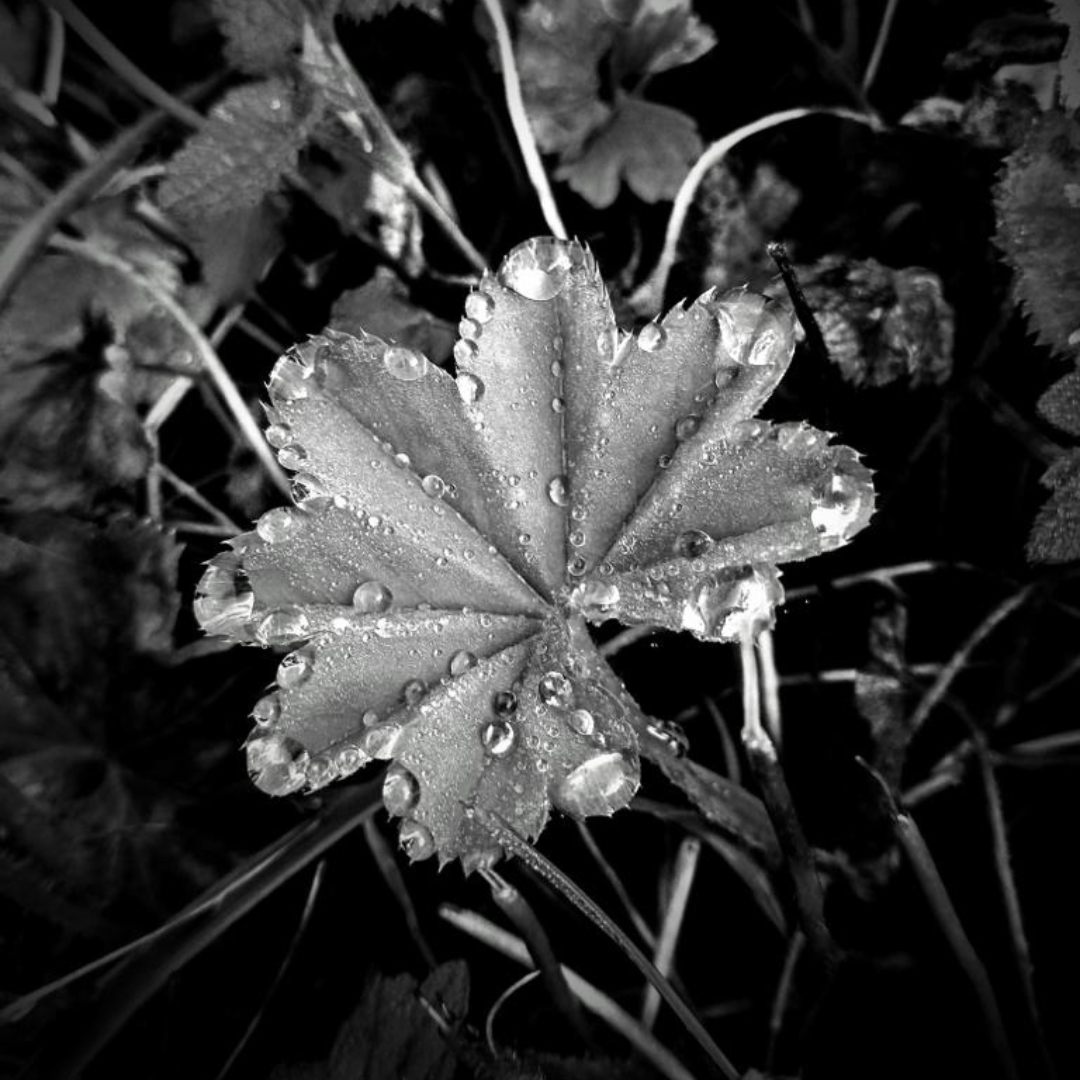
xmin=383 ymin=345 xmax=430 ymax=381
xmin=551 ymin=359 xmax=563 ymax=377
xmin=459 ymin=316 xmax=480 ymax=340
xmin=402 ymin=678 xmax=427 ymax=706
xmin=598 ymin=561 xmax=614 ymax=577
xmin=498 ymin=237 xmax=573 ymax=300
xmin=268 ymin=350 xmax=314 ymax=401
xmin=547 ymin=475 xmax=569 ymax=506
xmin=571 ymin=580 xmax=620 ymax=618
xmin=335 ymin=745 xmax=366 ymax=776
xmin=567 ymin=556 xmax=587 ymax=576
xmin=569 ymin=529 xmax=586 ymax=547
xmin=256 ymin=507 xmax=299 ymax=543
xmin=567 ymin=709 xmax=595 ymax=736
xmin=680 ymin=567 xmax=781 ymax=642
xmin=493 ymin=690 xmax=518 ymax=715
xmin=383 ymin=765 xmax=420 ymax=815
xmin=453 ymin=338 xmax=478 ymax=365
xmin=465 ymin=290 xmax=495 ymax=324
xmin=291 ymin=473 xmax=326 ymax=505
xmin=362 ymin=720 xmax=405 ymax=758
xmin=362 ymin=709 xmax=380 ymax=727
xmin=657 ymin=454 xmax=673 ymax=470
xmin=246 ymin=735 xmax=309 ymax=796
xmin=638 ymin=322 xmax=666 ymax=353
xmin=251 ymin=694 xmax=280 ymax=726
xmin=277 ymin=444 xmax=308 ymax=470
xmin=352 ymin=581 xmax=392 ymax=613
xmin=194 ymin=557 xmax=254 ymax=635
xmin=646 ymin=720 xmax=689 ymax=757
xmin=674 ymin=529 xmax=713 ymax=559
xmin=399 ymin=819 xmax=435 ymax=861
xmin=277 ymin=649 xmax=313 ymax=688
xmin=449 ymin=650 xmax=477 ymax=676
xmin=305 ymin=757 xmax=336 ymax=790
xmin=481 ymin=719 xmax=515 ymax=756
xmin=747 ymin=304 xmax=795 ymax=366
xmin=421 ymin=474 xmax=446 ymax=498
xmin=538 ymin=671 xmax=573 ymax=707
xmin=257 ymin=606 xmax=311 ymax=646
xmin=551 ymin=397 xmax=565 ymax=413
xmin=552 ymin=752 xmax=637 ymax=818
xmin=675 ymin=415 xmax=701 ymax=441
xmin=265 ymin=424 xmax=292 ymax=449
xmin=811 ymin=471 xmax=868 ymax=542
xmin=457 ymin=371 xmax=485 ymax=404
xmin=518 ymin=532 xmax=531 ymax=545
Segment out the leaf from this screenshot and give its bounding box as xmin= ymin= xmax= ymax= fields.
xmin=781 ymin=256 xmax=955 ymax=388
xmin=1037 ymin=367 xmax=1080 ymax=435
xmin=277 ymin=961 xmax=467 ymax=1080
xmin=609 ymin=0 xmax=716 ymax=81
xmin=209 ymin=0 xmax=305 ymax=75
xmin=330 ymin=268 xmax=456 ymax=363
xmin=158 ymin=80 xmax=310 ymax=226
xmin=1028 ymin=449 xmax=1080 ymax=563
xmin=995 ymin=108 xmax=1080 ymax=355
xmin=341 ymin=0 xmax=444 ymax=19
xmin=557 ymin=96 xmax=702 ymax=208
xmin=197 ymin=237 xmax=875 ymax=865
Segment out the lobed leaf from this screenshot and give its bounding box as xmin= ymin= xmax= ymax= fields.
xmin=1028 ymin=449 xmax=1080 ymax=564
xmin=198 ymin=237 xmax=875 ymax=864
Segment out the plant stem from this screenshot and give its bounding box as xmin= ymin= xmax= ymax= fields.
xmin=765 ymin=930 xmax=806 ymax=1072
xmin=479 ymin=0 xmax=568 ymax=239
xmin=862 ymin=0 xmax=901 ymax=92
xmin=575 ymin=822 xmax=657 ymax=949
xmin=43 ymin=0 xmax=206 ymax=129
xmin=767 ymin=241 xmax=832 ymax=370
xmin=739 ymin=632 xmax=837 ymax=970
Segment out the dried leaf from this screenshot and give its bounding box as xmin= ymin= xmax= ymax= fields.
xmin=995 ymin=108 xmax=1080 ymax=355
xmin=556 ymin=96 xmax=702 ymax=209
xmin=1028 ymin=449 xmax=1080 ymax=564
xmin=1037 ymin=367 xmax=1080 ymax=435
xmin=197 ymin=238 xmax=875 ymax=865
xmin=159 ymin=80 xmax=310 ymax=226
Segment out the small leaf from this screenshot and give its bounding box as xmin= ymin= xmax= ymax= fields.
xmin=610 ymin=0 xmax=716 ymax=81
xmin=1028 ymin=449 xmax=1080 ymax=563
xmin=995 ymin=108 xmax=1080 ymax=355
xmin=556 ymin=96 xmax=703 ymax=208
xmin=1037 ymin=368 xmax=1080 ymax=435
xmin=209 ymin=0 xmax=304 ymax=74
xmin=199 ymin=238 xmax=874 ymax=864
xmin=159 ymin=80 xmax=309 ymax=225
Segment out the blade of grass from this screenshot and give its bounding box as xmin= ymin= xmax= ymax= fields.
xmin=765 ymin=930 xmax=805 ymax=1072
xmin=641 ymin=836 xmax=700 ymax=1030
xmin=465 ymin=804 xmax=739 ymax=1080
xmin=440 ymin=904 xmax=697 ymax=1080
xmin=485 ymin=970 xmax=540 ymax=1053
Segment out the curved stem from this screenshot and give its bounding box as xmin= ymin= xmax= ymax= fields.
xmin=479 ymin=0 xmax=568 ymax=239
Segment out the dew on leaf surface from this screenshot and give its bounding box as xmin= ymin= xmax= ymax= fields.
xmin=553 ymin=752 xmax=637 ymax=818
xmin=464 ymin=290 xmax=495 ymax=323
xmin=383 ymin=345 xmax=430 ymax=381
xmin=457 ymin=371 xmax=485 ymax=404
xmin=277 ymin=649 xmax=313 ymax=688
xmin=256 ymin=606 xmax=310 ymax=646
xmin=383 ymin=765 xmax=420 ymax=816
xmin=352 ymin=580 xmax=392 ymax=613
xmin=481 ymin=719 xmax=516 ymax=756
xmin=538 ymin=671 xmax=573 ymax=707
xmin=638 ymin=322 xmax=666 ymax=352
xmin=246 ymin=735 xmax=309 ymax=796
xmin=492 ymin=690 xmax=519 ymax=715
xmin=498 ymin=237 xmax=574 ymax=300
xmin=256 ymin=507 xmax=299 ymax=544
xmin=399 ymin=819 xmax=435 ymax=861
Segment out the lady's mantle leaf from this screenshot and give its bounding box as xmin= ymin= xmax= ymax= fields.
xmin=197 ymin=237 xmax=875 ymax=866
xmin=159 ymin=80 xmax=309 ymax=225
xmin=210 ymin=0 xmax=304 ymax=75
xmin=556 ymin=96 xmax=703 ymax=209
xmin=1028 ymin=449 xmax=1080 ymax=563
xmin=1038 ymin=368 xmax=1080 ymax=435
xmin=995 ymin=108 xmax=1080 ymax=355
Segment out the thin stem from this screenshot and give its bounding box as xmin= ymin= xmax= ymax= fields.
xmin=575 ymin=822 xmax=657 ymax=949
xmin=479 ymin=0 xmax=567 ymax=239
xmin=43 ymin=0 xmax=206 ymax=129
xmin=757 ymin=628 xmax=783 ymax=747
xmin=41 ymin=7 xmax=65 ymax=107
xmin=404 ymin=176 xmax=487 ymax=272
xmin=974 ymin=740 xmax=1057 ymax=1080
xmin=739 ymin=632 xmax=837 ymax=969
xmin=50 ymin=234 xmax=291 ymax=498
xmin=862 ymin=0 xmax=901 ymax=92
xmin=767 ymin=241 xmax=831 ymax=369
xmin=642 ymin=837 xmax=700 ymax=1030
xmin=485 ymin=970 xmax=540 ymax=1053
xmin=467 ymin=805 xmax=738 ymax=1080
xmin=440 ymin=905 xmax=698 ymax=1080
xmin=908 ymin=587 xmax=1032 ymax=734
xmin=156 ymin=463 xmax=242 ymax=533
xmin=629 ymin=107 xmax=881 ymax=316
xmin=765 ymin=930 xmax=806 ymax=1072
xmin=600 ymin=623 xmax=660 ymax=657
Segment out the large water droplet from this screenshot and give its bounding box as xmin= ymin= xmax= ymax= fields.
xmin=194 ymin=557 xmax=254 ymax=635
xmin=352 ymin=580 xmax=392 ymax=613
xmin=498 ymin=238 xmax=574 ymax=301
xmin=674 ymin=529 xmax=713 ymax=559
xmin=383 ymin=765 xmax=420 ymax=816
xmin=421 ymin=474 xmax=446 ymax=498
xmin=265 ymin=424 xmax=292 ymax=449
xmin=291 ymin=473 xmax=326 ymax=506
xmin=277 ymin=649 xmax=313 ymax=688
xmin=277 ymin=444 xmax=308 ymax=470
xmin=747 ymin=303 xmax=795 ymax=366
xmin=492 ymin=690 xmax=518 ymax=715
xmin=449 ymin=649 xmax=477 ymax=676
xmin=457 ymin=372 xmax=485 ymax=404
xmin=268 ymin=350 xmax=314 ymax=401
xmin=465 ymin=290 xmax=495 ymax=324
xmin=383 ymin=345 xmax=430 ymax=381
xmin=246 ymin=735 xmax=309 ymax=796
xmin=481 ymin=719 xmax=515 ymax=756
xmin=567 ymin=709 xmax=595 ymax=736
xmin=547 ymin=475 xmax=569 ymax=506
xmin=570 ymin=580 xmax=620 ymax=619
xmin=399 ymin=819 xmax=435 ymax=861
xmin=256 ymin=507 xmax=300 ymax=544
xmin=361 ymin=720 xmax=406 ymax=759
xmin=638 ymin=322 xmax=666 ymax=353
xmin=453 ymin=338 xmax=479 ymax=365
xmin=811 ymin=471 xmax=868 ymax=543
xmin=552 ymin=752 xmax=637 ymax=818
xmin=335 ymin=744 xmax=367 ymax=776
xmin=257 ymin=606 xmax=311 ymax=646
xmin=251 ymin=693 xmax=280 ymax=726
xmin=538 ymin=671 xmax=573 ymax=707
xmin=680 ymin=567 xmax=782 ymax=642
